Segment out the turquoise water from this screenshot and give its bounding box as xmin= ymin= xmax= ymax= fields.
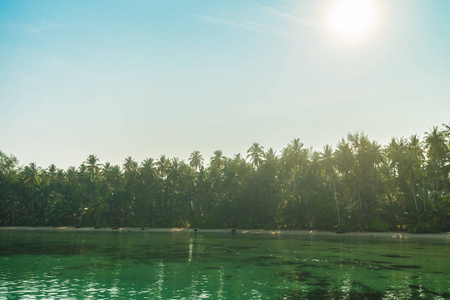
xmin=0 ymin=230 xmax=449 ymax=299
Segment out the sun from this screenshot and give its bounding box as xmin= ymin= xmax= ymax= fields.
xmin=326 ymin=0 xmax=376 ymax=39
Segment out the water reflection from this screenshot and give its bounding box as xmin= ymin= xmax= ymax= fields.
xmin=0 ymin=231 xmax=449 ymax=299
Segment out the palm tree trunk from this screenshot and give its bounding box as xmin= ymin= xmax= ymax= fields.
xmin=161 ymin=193 xmax=165 ymax=216
xmin=268 ymin=179 xmax=274 ymax=225
xmin=434 ymin=161 xmax=438 ymax=206
xmin=95 ymin=213 xmax=102 ymax=228
xmin=374 ymin=169 xmax=379 ymax=199
xmin=358 ymin=191 xmax=363 ymax=216
xmin=77 ymin=198 xmax=84 ymax=227
xmin=411 ymin=181 xmax=419 ymax=222
xmin=11 ymin=198 xmax=15 ymax=226
xmin=333 ymin=180 xmax=341 ymax=228
xmin=31 ymin=188 xmax=35 ymax=225
xmin=422 ymin=176 xmax=426 ymax=212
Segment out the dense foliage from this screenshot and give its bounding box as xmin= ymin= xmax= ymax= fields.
xmin=1 ymin=125 xmax=449 ymax=232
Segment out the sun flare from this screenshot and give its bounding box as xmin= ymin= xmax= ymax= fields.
xmin=327 ymin=0 xmax=376 ymax=39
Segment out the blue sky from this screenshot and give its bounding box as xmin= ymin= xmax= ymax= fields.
xmin=1 ymin=0 xmax=449 ymax=169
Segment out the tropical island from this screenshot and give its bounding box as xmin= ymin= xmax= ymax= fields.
xmin=2 ymin=0 xmax=450 ymax=298
xmin=1 ymin=125 xmax=448 ymax=234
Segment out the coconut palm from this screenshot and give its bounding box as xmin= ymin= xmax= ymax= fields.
xmin=189 ymin=151 xmax=204 ymax=171
xmin=264 ymin=148 xmax=277 ymax=164
xmin=0 ymin=151 xmax=19 ymax=225
xmin=157 ymin=155 xmax=169 ymax=178
xmin=335 ymin=139 xmax=354 ymax=175
xmin=141 ymin=158 xmax=156 ymax=178
xmin=47 ymin=164 xmax=57 ymax=177
xmin=320 ymin=145 xmax=341 ymax=229
xmin=23 ymin=163 xmax=42 ymax=225
xmin=210 ymin=150 xmax=225 ymax=171
xmin=103 ymin=162 xmax=111 ymax=173
xmin=23 ymin=163 xmax=42 ymax=187
xmin=425 ymin=126 xmax=449 ymax=196
xmin=156 ymin=155 xmax=170 ymax=217
xmin=282 ymin=138 xmax=307 ymax=171
xmin=247 ymin=142 xmax=264 ymax=168
xmin=123 ymin=156 xmax=138 ymax=174
xmin=85 ymin=154 xmax=101 ymax=177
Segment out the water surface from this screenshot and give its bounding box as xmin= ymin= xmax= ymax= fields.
xmin=0 ymin=230 xmax=449 ymax=299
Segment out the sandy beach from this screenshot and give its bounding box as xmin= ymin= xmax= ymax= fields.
xmin=1 ymin=226 xmax=449 ymax=240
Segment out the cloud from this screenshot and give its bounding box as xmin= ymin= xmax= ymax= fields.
xmin=259 ymin=5 xmax=321 ymax=30
xmin=200 ymin=15 xmax=290 ymax=38
xmin=7 ymin=19 xmax=61 ymax=34
xmin=198 ymin=1 xmax=320 ymax=39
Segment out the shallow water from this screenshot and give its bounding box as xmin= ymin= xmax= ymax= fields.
xmin=0 ymin=230 xmax=449 ymax=299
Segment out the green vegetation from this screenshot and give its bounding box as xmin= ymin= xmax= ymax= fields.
xmin=1 ymin=124 xmax=449 ymax=232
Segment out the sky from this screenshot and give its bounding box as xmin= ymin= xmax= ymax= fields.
xmin=1 ymin=0 xmax=449 ymax=169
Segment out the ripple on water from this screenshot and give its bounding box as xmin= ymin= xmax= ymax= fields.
xmin=276 ymin=270 xmax=314 ymax=283
xmin=1 ymin=231 xmax=448 ymax=299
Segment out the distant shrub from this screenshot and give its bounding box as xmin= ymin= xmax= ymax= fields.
xmin=409 ymin=222 xmax=442 ymax=233
xmin=368 ymin=217 xmax=390 ymax=232
xmin=235 ymin=218 xmax=255 ymax=229
xmin=263 ymin=223 xmax=276 ymax=230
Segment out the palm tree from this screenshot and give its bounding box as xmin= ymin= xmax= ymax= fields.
xmin=189 ymin=151 xmax=204 ymax=171
xmin=282 ymin=139 xmax=307 ymax=171
xmin=442 ymin=122 xmax=450 ymax=135
xmin=210 ymin=150 xmax=225 ymax=171
xmin=368 ymin=141 xmax=384 ymax=198
xmin=399 ymin=150 xmax=421 ymax=222
xmin=264 ymin=148 xmax=277 ymax=164
xmin=352 ymin=134 xmax=382 ymax=216
xmin=157 ymin=155 xmax=169 ymax=178
xmin=135 ymin=158 xmax=156 ymax=227
xmin=408 ymin=135 xmax=427 ymax=210
xmin=103 ymin=162 xmax=111 ymax=172
xmin=0 ymin=151 xmax=19 ymax=226
xmin=103 ymin=164 xmax=123 ymax=227
xmin=261 ymin=148 xmax=279 ymax=226
xmin=47 ymin=164 xmax=57 ymax=177
xmin=335 ymin=139 xmax=354 ymax=176
xmin=320 ymin=145 xmax=341 ymax=229
xmin=247 ymin=142 xmax=264 ymax=168
xmin=23 ymin=163 xmax=42 ymax=225
xmin=424 ymin=126 xmax=450 ymax=229
xmin=123 ymin=156 xmax=138 ymax=174
xmin=141 ymin=158 xmax=156 ymax=178
xmin=424 ymin=127 xmax=449 ymax=195
xmin=85 ymin=155 xmax=101 ymax=177
xmin=23 ymin=163 xmax=42 ymax=187
xmin=79 ymin=155 xmax=103 ymax=227
xmin=157 ymin=155 xmax=170 ymax=217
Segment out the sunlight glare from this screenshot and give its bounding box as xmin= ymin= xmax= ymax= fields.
xmin=327 ymin=0 xmax=376 ymax=39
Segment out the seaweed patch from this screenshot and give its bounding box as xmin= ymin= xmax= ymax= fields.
xmin=380 ymin=254 xmax=412 ymax=258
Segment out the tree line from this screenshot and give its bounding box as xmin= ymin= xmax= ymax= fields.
xmin=0 ymin=125 xmax=449 ymax=232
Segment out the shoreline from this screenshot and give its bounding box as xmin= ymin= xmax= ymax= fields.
xmin=1 ymin=226 xmax=449 ymax=240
